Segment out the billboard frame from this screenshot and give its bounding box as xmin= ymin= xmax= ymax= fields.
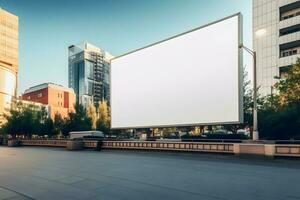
xmin=110 ymin=13 xmax=243 ymax=129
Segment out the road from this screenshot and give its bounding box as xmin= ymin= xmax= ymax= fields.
xmin=0 ymin=147 xmax=300 ymax=200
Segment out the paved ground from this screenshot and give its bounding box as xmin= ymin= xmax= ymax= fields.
xmin=0 ymin=147 xmax=300 ymax=200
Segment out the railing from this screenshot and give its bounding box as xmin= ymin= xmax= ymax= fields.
xmin=102 ymin=141 xmax=234 ymax=153
xmin=20 ymin=139 xmax=67 ymax=147
xmin=181 ymin=139 xmax=243 ymax=143
xmin=8 ymin=139 xmax=300 ymax=157
xmin=275 ymin=144 xmax=300 ymax=157
xmin=83 ymin=140 xmax=98 ymax=148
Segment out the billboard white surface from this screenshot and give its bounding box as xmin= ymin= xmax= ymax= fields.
xmin=111 ymin=14 xmax=243 ymax=128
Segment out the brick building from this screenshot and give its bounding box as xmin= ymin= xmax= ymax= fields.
xmin=22 ymin=83 xmax=76 ymax=119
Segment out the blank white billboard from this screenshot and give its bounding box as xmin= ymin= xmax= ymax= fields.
xmin=111 ymin=13 xmax=243 ymax=129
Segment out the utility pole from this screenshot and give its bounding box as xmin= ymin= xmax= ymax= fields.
xmin=239 ymin=44 xmax=259 ymax=141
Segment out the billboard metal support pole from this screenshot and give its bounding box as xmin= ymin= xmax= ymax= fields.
xmin=239 ymin=45 xmax=259 ymax=141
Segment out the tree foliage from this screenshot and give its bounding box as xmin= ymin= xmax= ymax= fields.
xmin=62 ymin=103 xmax=92 ymax=135
xmin=224 ymin=67 xmax=264 ymax=134
xmin=258 ymin=59 xmax=300 ymax=139
xmin=274 ymin=58 xmax=300 ymax=106
xmin=1 ymin=102 xmax=53 ymax=138
xmin=87 ymin=103 xmax=97 ymax=130
xmin=96 ymin=100 xmax=110 ymax=134
xmin=0 ymin=102 xmax=95 ymax=138
xmin=53 ymin=113 xmax=64 ymax=136
xmin=259 ymin=102 xmax=300 ymax=139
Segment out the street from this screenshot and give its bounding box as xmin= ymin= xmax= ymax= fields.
xmin=0 ymin=147 xmax=300 ymax=200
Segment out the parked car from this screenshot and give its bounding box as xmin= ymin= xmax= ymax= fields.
xmin=237 ymin=129 xmax=250 ymax=137
xmin=69 ymin=131 xmax=104 ymax=140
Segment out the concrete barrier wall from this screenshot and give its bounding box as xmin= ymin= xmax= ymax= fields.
xmin=20 ymin=139 xmax=67 ymax=147
xmin=14 ymin=139 xmax=300 ymax=157
xmin=102 ymin=141 xmax=234 ymax=153
xmin=19 ymin=139 xmax=99 ymax=149
xmin=275 ymin=144 xmax=300 ymax=157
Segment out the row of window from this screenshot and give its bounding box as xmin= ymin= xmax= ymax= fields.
xmin=26 ymin=93 xmax=65 ymax=107
xmin=279 ymin=24 xmax=300 ymax=37
xmin=0 ymin=21 xmax=18 ymax=30
xmin=26 ymin=92 xmax=42 ymax=100
xmin=281 ymin=11 xmax=300 ymax=21
xmin=280 ymin=49 xmax=298 ymax=58
xmin=280 ymin=2 xmax=300 ymax=21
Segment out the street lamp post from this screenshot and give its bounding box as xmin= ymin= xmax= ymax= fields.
xmin=239 ymin=45 xmax=259 ymax=141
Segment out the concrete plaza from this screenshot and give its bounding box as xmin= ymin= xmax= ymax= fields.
xmin=0 ymin=147 xmax=300 ymax=200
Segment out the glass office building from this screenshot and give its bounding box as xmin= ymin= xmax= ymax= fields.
xmin=68 ymin=42 xmax=113 ymax=107
xmin=0 ymin=8 xmax=18 ymax=125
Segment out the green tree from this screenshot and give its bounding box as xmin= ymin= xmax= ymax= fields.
xmin=62 ymin=103 xmax=92 ymax=136
xmin=1 ymin=102 xmax=53 ymax=138
xmin=40 ymin=118 xmax=55 ymax=137
xmin=96 ymin=100 xmax=110 ymax=134
xmin=274 ymin=58 xmax=300 ymax=106
xmin=259 ymin=102 xmax=300 ymax=139
xmin=87 ymin=103 xmax=97 ymax=130
xmin=53 ymin=113 xmax=64 ymax=136
xmin=1 ymin=102 xmax=23 ymax=138
xmin=224 ymin=68 xmax=253 ymax=133
xmin=222 ymin=66 xmax=268 ymax=137
xmin=258 ymin=58 xmax=300 ymax=139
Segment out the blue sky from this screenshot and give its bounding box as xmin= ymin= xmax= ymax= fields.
xmin=0 ymin=0 xmax=252 ymax=95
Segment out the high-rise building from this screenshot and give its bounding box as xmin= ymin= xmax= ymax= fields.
xmin=0 ymin=8 xmax=18 ymax=124
xmin=253 ymin=0 xmax=300 ymax=96
xmin=68 ymin=42 xmax=113 ymax=107
xmin=22 ymin=83 xmax=76 ymax=119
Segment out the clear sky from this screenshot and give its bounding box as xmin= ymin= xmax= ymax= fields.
xmin=0 ymin=0 xmax=252 ymax=95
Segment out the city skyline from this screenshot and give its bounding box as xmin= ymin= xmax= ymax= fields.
xmin=1 ymin=2 xmax=300 ymax=199
xmin=0 ymin=0 xmax=252 ymax=95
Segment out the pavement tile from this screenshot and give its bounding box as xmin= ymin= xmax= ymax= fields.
xmin=0 ymin=188 xmax=19 ymax=200
xmin=1 ymin=147 xmax=300 ymax=200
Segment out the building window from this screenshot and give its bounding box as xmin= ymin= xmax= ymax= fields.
xmin=38 ymin=93 xmax=42 ymax=98
xmin=279 ymin=40 xmax=300 ymax=58
xmin=280 ymin=1 xmax=300 ymax=21
xmin=281 ymin=13 xmax=300 ymax=20
xmin=280 ymin=49 xmax=298 ymax=57
xmin=279 ymin=24 xmax=300 ymax=36
xmin=279 ymin=66 xmax=291 ymax=78
xmin=27 ymin=96 xmax=31 ymax=100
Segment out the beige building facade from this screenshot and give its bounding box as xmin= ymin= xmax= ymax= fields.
xmin=253 ymin=0 xmax=300 ymax=96
xmin=0 ymin=8 xmax=18 ymax=125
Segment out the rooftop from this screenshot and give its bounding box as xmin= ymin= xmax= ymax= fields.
xmin=0 ymin=7 xmax=18 ymax=19
xmin=68 ymin=41 xmax=114 ymax=60
xmin=23 ymin=82 xmax=74 ymax=94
